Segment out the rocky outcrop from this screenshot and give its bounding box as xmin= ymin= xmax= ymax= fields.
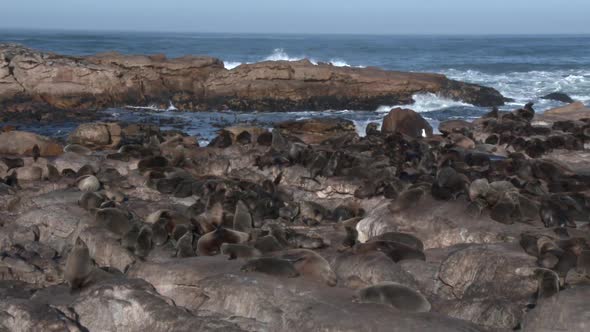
xmin=276 ymin=118 xmax=357 ymax=144
xmin=0 ymin=44 xmax=505 ymax=112
xmin=541 ymin=92 xmax=574 ymax=103
xmin=537 ymin=101 xmax=590 ymax=122
xmin=0 ymin=131 xmax=63 ymax=157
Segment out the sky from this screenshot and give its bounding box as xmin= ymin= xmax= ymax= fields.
xmin=1 ymin=0 xmax=589 ymax=35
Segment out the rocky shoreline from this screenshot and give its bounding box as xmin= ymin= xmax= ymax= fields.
xmin=0 ymin=44 xmax=506 ymax=113
xmin=1 ymin=99 xmax=589 ymax=331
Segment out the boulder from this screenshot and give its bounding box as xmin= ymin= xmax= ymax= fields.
xmin=438 ymin=244 xmax=537 ymax=301
xmin=523 ymin=285 xmax=590 ymax=332
xmin=276 ymin=118 xmax=357 ymax=144
xmin=356 ymin=197 xmax=533 ymax=249
xmin=382 ymin=108 xmax=433 ymax=138
xmin=0 ymin=131 xmax=63 ymax=157
xmin=128 ymin=257 xmax=482 ymax=332
xmin=72 ymin=277 xmax=244 ymax=332
xmin=541 ymin=92 xmax=574 ymax=103
xmin=538 ymin=101 xmax=590 ymax=122
xmin=67 ymin=122 xmax=122 ymax=148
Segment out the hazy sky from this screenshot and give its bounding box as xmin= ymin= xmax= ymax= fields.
xmin=2 ymin=0 xmax=589 ymax=34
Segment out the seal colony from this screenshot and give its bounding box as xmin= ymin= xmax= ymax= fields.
xmin=1 ymin=100 xmax=590 ymax=329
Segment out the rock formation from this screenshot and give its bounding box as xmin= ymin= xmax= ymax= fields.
xmin=0 ymin=44 xmax=506 ymax=112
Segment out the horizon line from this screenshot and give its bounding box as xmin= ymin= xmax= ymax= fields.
xmin=1 ymin=26 xmax=590 ymax=37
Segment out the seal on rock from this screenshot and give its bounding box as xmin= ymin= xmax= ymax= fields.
xmin=355 ymin=282 xmax=431 ymax=312
xmin=241 ymin=257 xmax=300 ymax=278
xmin=64 ymin=237 xmax=93 ymax=291
xmin=277 ymin=249 xmax=338 ymax=286
xmin=220 ymin=243 xmax=261 ymax=260
xmin=196 ymin=227 xmax=249 ymax=256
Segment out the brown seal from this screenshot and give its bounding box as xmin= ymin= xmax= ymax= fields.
xmin=241 ymin=257 xmax=299 ymax=278
xmin=355 ymin=282 xmax=431 ymax=312
xmin=196 ymin=227 xmax=249 ymax=256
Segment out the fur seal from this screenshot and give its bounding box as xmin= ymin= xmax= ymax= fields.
xmin=285 ymin=230 xmax=325 ymax=249
xmin=241 ymin=257 xmax=299 ymax=278
xmin=32 ymin=144 xmax=40 ymax=162
xmin=233 ymin=200 xmax=253 ymax=233
xmin=253 ymin=235 xmax=284 ymax=253
xmin=65 ymin=237 xmax=93 ymax=290
xmin=64 ymin=144 xmax=92 ymax=155
xmin=134 ymin=225 xmax=153 ymax=258
xmin=175 ymin=231 xmax=195 ymax=258
xmin=77 ymin=175 xmax=101 ymax=192
xmin=388 ymin=187 xmax=425 ymax=213
xmin=220 ymin=243 xmax=261 ymax=260
xmin=577 ymin=250 xmax=590 ymax=277
xmin=195 ymin=202 xmax=224 ymax=234
xmin=534 ymin=268 xmax=560 ymax=300
xmin=196 ymin=227 xmax=249 ymax=256
xmin=277 ymin=249 xmax=337 ymax=286
xmin=354 ymin=240 xmax=425 ymax=262
xmin=369 ymin=232 xmax=424 ymax=252
xmin=151 ymin=218 xmax=169 ymax=246
xmin=94 ymin=208 xmax=134 ymax=237
xmin=355 ymin=282 xmax=431 ymax=312
xmin=78 ymin=192 xmax=105 ymax=211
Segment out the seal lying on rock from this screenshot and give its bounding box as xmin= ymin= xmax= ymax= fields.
xmin=355 ymin=282 xmax=431 ymax=312
xmin=241 ymin=257 xmax=300 ymax=278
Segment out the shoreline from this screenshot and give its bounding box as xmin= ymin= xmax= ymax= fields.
xmin=0 ymin=43 xmax=506 ymax=113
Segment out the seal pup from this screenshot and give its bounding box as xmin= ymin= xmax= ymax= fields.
xmin=277 ymin=249 xmax=337 ymax=286
xmin=388 ymin=187 xmax=425 ymax=213
xmin=175 ymin=231 xmax=195 ymax=258
xmin=65 ymin=237 xmax=93 ymax=291
xmin=195 ymin=202 xmax=224 ymax=234
xmin=134 ymin=225 xmax=153 ymax=258
xmin=196 ymin=227 xmax=249 ymax=256
xmin=233 ymin=200 xmax=253 ymax=233
xmin=241 ymin=257 xmax=299 ymax=278
xmin=94 ymin=207 xmax=134 ymax=237
xmin=220 ymin=243 xmax=261 ymax=260
xmin=355 ymin=282 xmax=431 ymax=312
xmin=78 ymin=192 xmax=105 ymax=211
xmin=32 ymin=144 xmax=40 ymax=162
xmin=253 ymin=235 xmax=284 ymax=253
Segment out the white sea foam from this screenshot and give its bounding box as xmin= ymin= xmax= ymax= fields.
xmin=441 ymin=68 xmax=590 ymax=112
xmin=223 ymin=49 xmax=365 ymax=69
xmin=224 ymin=61 xmax=242 ymax=70
xmin=375 ymin=93 xmax=473 ymax=113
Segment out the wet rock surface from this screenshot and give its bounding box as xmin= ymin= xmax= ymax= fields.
xmin=0 ymin=44 xmax=505 ymax=112
xmin=1 ymin=101 xmax=590 ymax=331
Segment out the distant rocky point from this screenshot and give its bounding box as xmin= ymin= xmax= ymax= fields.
xmin=0 ymin=44 xmax=505 ymax=112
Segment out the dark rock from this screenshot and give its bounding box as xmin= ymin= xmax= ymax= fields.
xmin=541 ymin=92 xmax=574 ymax=103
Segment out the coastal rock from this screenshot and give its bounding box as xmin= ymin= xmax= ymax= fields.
xmin=523 ymin=285 xmax=590 ymax=332
xmin=541 ymin=92 xmax=574 ymax=103
xmin=0 ymin=131 xmax=63 ymax=157
xmin=128 ymin=257 xmax=481 ymax=332
xmin=276 ymin=118 xmax=357 ymax=144
xmin=538 ymin=101 xmax=590 ymax=121
xmin=382 ymin=108 xmax=433 ymax=138
xmin=0 ymin=44 xmax=505 ymax=112
xmin=68 ymin=122 xmax=122 ymax=148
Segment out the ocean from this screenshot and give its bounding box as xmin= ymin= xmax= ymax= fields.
xmin=1 ymin=30 xmax=589 ymax=142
